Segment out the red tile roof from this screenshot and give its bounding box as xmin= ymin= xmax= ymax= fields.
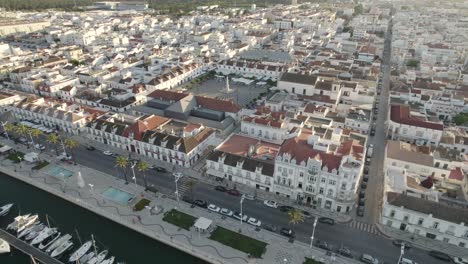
xmin=448 ymin=167 xmax=464 ymax=181
xmin=148 ymin=90 xmax=188 ymax=101
xmin=279 ymin=129 xmax=342 ymax=172
xmin=195 ymin=96 xmax=241 ymax=113
xmin=184 ymin=123 xmax=201 ymax=132
xmin=243 ymin=116 xmax=283 ymax=128
xmin=122 ymin=115 xmax=169 ymax=140
xmin=390 ymin=105 xmax=443 ymax=131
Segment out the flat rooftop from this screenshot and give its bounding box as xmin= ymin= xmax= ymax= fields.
xmin=217 ymin=134 xmax=281 ymax=162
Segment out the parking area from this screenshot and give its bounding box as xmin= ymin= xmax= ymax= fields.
xmin=174 ymin=77 xmax=270 ymax=107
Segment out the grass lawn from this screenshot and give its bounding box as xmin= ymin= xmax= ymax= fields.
xmin=32 ymin=160 xmax=49 ymax=170
xmin=304 ymin=258 xmax=324 ymax=264
xmin=209 ymin=227 xmax=267 ymax=258
xmin=7 ymin=151 xmax=25 ymax=163
xmin=133 ymin=198 xmax=150 ymax=211
xmin=162 ymin=209 xmax=196 ymax=230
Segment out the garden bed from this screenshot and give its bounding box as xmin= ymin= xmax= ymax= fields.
xmin=304 ymin=258 xmax=324 ymax=264
xmin=209 ymin=227 xmax=267 ymax=258
xmin=133 ymin=198 xmax=151 ymax=211
xmin=162 ymin=209 xmax=196 ymax=230
xmin=7 ymin=151 xmax=25 ymax=163
xmin=32 ymin=160 xmax=49 ymax=170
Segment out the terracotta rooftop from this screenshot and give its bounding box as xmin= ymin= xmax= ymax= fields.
xmin=148 ymin=90 xmax=188 ymax=102
xmin=195 ymin=96 xmax=241 ymax=113
xmin=448 ymin=167 xmax=465 ymax=181
xmin=217 ymin=134 xmax=280 ymax=162
xmin=390 ymin=105 xmax=443 ymax=131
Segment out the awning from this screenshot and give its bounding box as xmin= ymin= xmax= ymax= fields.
xmin=194 ymin=217 xmax=212 ymax=231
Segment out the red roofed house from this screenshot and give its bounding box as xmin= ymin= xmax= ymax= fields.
xmin=274 ymin=127 xmax=365 ymax=212
xmin=388 ymin=104 xmax=444 ymax=146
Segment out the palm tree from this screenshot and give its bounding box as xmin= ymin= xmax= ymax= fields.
xmin=288 ymin=209 xmax=304 ymax=233
xmin=136 ymin=161 xmax=149 ymax=191
xmin=46 ymin=133 xmax=60 ymax=155
xmin=63 ymin=138 xmax=78 ymax=163
xmin=15 ymin=124 xmax=29 ymax=137
xmin=3 ymin=123 xmax=15 ymax=140
xmin=29 ymin=128 xmax=43 ymax=149
xmin=115 ymin=156 xmax=129 ymax=184
xmin=186 ymin=179 xmax=196 ymax=200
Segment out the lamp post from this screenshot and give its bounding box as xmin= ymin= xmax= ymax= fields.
xmin=240 ymin=194 xmax=245 ymax=227
xmin=174 ymin=172 xmax=182 ymax=208
xmin=1 ymin=121 xmax=9 ymax=140
xmin=310 ymin=217 xmax=318 ymax=248
xmin=397 ymin=243 xmax=405 ymax=264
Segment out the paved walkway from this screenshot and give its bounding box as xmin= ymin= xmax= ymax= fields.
xmin=70 ymin=134 xmax=352 ymax=224
xmin=0 ymin=138 xmax=361 ymax=264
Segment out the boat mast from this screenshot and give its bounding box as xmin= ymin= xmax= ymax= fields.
xmin=30 ymin=255 xmax=38 ymax=264
xmin=46 ymin=214 xmax=50 ymax=228
xmin=75 ymin=229 xmax=82 ymax=246
xmin=92 ymin=234 xmax=97 ymax=255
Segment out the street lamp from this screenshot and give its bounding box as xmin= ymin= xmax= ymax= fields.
xmin=397 ymin=243 xmax=405 ymax=264
xmin=310 ymin=217 xmax=318 ymax=248
xmin=1 ymin=121 xmax=10 ymax=140
xmin=240 ymin=194 xmax=245 ymax=227
xmin=174 ymin=172 xmax=182 ymax=208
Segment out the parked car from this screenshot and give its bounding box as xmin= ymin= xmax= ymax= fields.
xmin=370 ymin=128 xmax=375 ymax=136
xmin=111 ymin=153 xmax=120 ymax=158
xmin=219 ymin=208 xmax=233 ymax=217
xmin=103 ymin=150 xmax=112 ymax=156
xmin=247 ymin=217 xmax=261 ymax=227
xmin=453 ymin=257 xmax=468 ymax=264
xmin=318 ymin=217 xmax=335 ymax=225
xmin=361 ymin=253 xmax=379 ymax=264
xmin=34 ymin=144 xmax=46 ymax=150
xmin=361 ymin=182 xmax=367 ymax=189
xmin=338 ymin=246 xmax=352 ymax=257
xmin=232 ymin=212 xmax=248 ymax=222
xmin=301 ymin=211 xmax=311 ymax=218
xmin=316 ymin=240 xmax=333 ymax=251
xmin=227 ymin=189 xmax=241 ymax=196
xmin=193 ymin=200 xmax=207 ymax=208
xmin=154 ymin=166 xmax=167 ymax=173
xmin=364 ymin=167 xmax=369 ymax=174
xmin=243 ymin=194 xmax=255 ymax=201
xmin=263 ymin=200 xmax=278 ymax=208
xmin=279 ymin=205 xmax=294 ymax=212
xmin=399 ymin=258 xmax=417 ymax=264
xmin=358 ymin=199 xmax=365 ymax=206
xmin=357 ymin=206 xmax=365 ymax=217
xmin=207 ymin=204 xmax=220 ymax=213
xmin=363 ymin=175 xmax=369 ymax=182
xmin=359 ymin=190 xmax=366 ymax=199
xmin=86 ymin=146 xmax=96 ymax=151
xmin=392 ymin=240 xmax=412 ymax=249
xmin=279 ymin=228 xmax=294 ymax=238
xmin=428 ymin=251 xmax=452 ymax=262
xmin=263 ymin=224 xmax=277 ymax=232
xmin=215 ymin=185 xmax=227 ymax=192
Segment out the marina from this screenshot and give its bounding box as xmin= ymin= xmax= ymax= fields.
xmin=0 ymin=172 xmax=206 ymax=264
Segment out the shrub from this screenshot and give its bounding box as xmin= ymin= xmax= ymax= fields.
xmin=133 ymin=198 xmax=151 ymax=211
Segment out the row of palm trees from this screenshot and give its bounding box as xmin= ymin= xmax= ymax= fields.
xmin=3 ymin=122 xmax=79 ymax=159
xmin=114 ymin=156 xmax=150 ymax=190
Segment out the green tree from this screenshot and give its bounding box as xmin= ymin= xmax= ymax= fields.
xmin=29 ymin=128 xmax=43 ymax=149
xmin=406 ymin=59 xmax=419 ymax=67
xmin=354 ymin=4 xmax=363 ymax=15
xmin=69 ymin=59 xmax=80 ymax=67
xmin=46 ymin=133 xmax=60 ymax=156
xmin=453 ymin=113 xmax=468 ymax=126
xmin=136 ymin=161 xmax=149 ymax=190
xmin=288 ymin=209 xmax=304 ymax=233
xmin=3 ymin=123 xmax=16 ymax=139
xmin=115 ymin=156 xmax=129 ymax=184
xmin=63 ymin=138 xmax=78 ymax=162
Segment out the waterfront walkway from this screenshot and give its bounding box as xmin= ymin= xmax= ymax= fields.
xmin=0 ymin=141 xmax=362 ymax=264
xmin=0 ymin=229 xmax=64 ymax=264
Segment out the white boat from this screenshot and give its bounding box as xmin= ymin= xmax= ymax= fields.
xmin=0 ymin=239 xmax=10 ymax=254
xmin=0 ymin=203 xmax=13 ymax=217
xmin=46 ymin=234 xmax=72 ymax=254
xmin=80 ymin=251 xmax=95 ymax=264
xmin=51 ymin=240 xmax=73 ymax=258
xmin=25 ymin=224 xmax=46 ymax=241
xmin=7 ymin=214 xmax=38 ymax=232
xmin=99 ymin=256 xmax=115 ymax=264
xmin=38 ymin=232 xmax=61 ymax=250
xmin=31 ymin=228 xmax=58 ymax=245
xmin=68 ymin=241 xmax=92 ymax=262
xmin=87 ymin=250 xmax=108 ymax=264
xmin=18 ymin=223 xmax=43 ymax=239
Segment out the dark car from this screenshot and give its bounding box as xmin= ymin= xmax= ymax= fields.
xmin=361 ymin=182 xmax=367 ymax=189
xmin=279 ymin=205 xmax=294 ymax=212
xmin=154 ymin=166 xmax=167 ymax=173
xmin=193 ymin=200 xmax=207 ymax=208
xmin=215 ymin=185 xmax=227 ymax=192
xmin=358 ymin=199 xmax=365 ymax=206
xmin=86 ymin=146 xmax=96 ymax=151
xmin=182 ymin=195 xmax=194 ymax=204
xmin=370 ymin=129 xmax=375 ymax=136
xmin=280 ymin=228 xmax=295 ymax=237
xmin=263 ymin=224 xmax=278 ymax=232
xmin=357 ymin=206 xmax=365 ymax=217
xmin=316 ymin=240 xmax=333 ymax=251
xmin=373 ymin=115 xmax=377 ymax=121
xmin=338 ymin=246 xmax=353 ymax=257
xmin=428 ymin=251 xmax=452 ymax=262
xmin=363 ymin=175 xmax=369 ymax=182
xmin=318 ymin=217 xmax=335 ymax=225
xmin=227 ymin=189 xmax=241 ymax=196
xmin=392 ymin=240 xmax=412 ymax=249
xmin=364 ymin=167 xmax=369 ymax=174
xmin=359 ymin=190 xmax=366 ymax=199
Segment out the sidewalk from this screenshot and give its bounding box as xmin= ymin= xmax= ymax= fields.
xmin=0 ymin=138 xmax=361 ymax=264
xmin=376 ymin=224 xmax=468 ymax=259
xmin=71 ymin=134 xmax=352 ymax=224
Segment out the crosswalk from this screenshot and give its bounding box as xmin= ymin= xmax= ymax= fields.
xmin=346 ymin=220 xmax=380 ymax=236
xmin=177 ymin=177 xmax=197 ymax=197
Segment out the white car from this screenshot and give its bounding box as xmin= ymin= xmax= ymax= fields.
xmin=219 ymin=208 xmax=233 ymax=216
xmin=34 ymin=144 xmax=46 ymax=150
xmin=232 ymin=212 xmax=248 ymax=221
xmin=243 ymin=194 xmax=255 ymax=201
xmin=247 ymin=217 xmax=261 ymax=227
xmin=263 ymin=200 xmax=278 ymax=208
xmin=103 ymin=150 xmax=113 ymax=156
xmin=207 ymin=204 xmax=220 ymax=213
xmin=453 ymin=257 xmax=468 ymax=264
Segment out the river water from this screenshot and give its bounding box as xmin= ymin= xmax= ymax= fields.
xmin=0 ymin=173 xmax=206 ymax=264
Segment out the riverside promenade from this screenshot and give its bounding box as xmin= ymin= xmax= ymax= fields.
xmin=0 ymin=141 xmax=361 ymax=264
